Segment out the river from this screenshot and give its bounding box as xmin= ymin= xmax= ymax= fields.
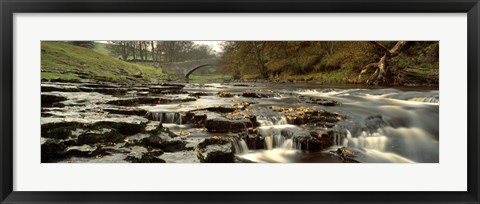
xmin=41 ymin=81 xmax=439 ymax=163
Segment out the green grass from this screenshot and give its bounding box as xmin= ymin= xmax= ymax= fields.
xmin=189 ymin=74 xmax=233 ymax=83
xmin=41 ymin=72 xmax=81 ymax=80
xmin=41 ymin=42 xmax=166 ymax=82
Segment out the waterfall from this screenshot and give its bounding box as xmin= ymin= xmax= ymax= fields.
xmin=341 ymin=127 xmax=439 ymax=163
xmin=257 ymin=116 xmax=288 ymax=126
xmin=254 ymin=107 xmax=288 ymax=126
xmin=257 ymin=124 xmax=306 ymax=150
xmin=231 ymin=136 xmax=249 ymax=155
xmin=343 ymin=131 xmax=389 ymax=151
xmin=147 ymin=112 xmax=183 ymax=124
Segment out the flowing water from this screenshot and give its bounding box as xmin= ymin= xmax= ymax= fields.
xmin=191 ymin=83 xmax=440 ymax=163
xmin=131 ymin=82 xmax=438 ymax=163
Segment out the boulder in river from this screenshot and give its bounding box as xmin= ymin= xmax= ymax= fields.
xmin=241 ymin=92 xmax=272 ymax=98
xmin=160 ymin=140 xmax=191 ymax=152
xmin=217 ymin=91 xmax=234 ymax=98
xmin=196 ymin=137 xmax=234 ymax=163
xmin=125 ymin=151 xmax=165 ymax=163
xmin=275 ymin=107 xmax=343 ymax=126
xmin=298 ymin=95 xmax=340 ymax=106
xmin=204 ymin=118 xmax=251 ymax=133
xmin=245 ymin=134 xmax=265 ymax=149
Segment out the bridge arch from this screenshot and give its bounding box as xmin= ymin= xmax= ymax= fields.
xmin=153 ymin=58 xmax=219 ymax=82
xmin=184 ymin=64 xmax=215 ymax=83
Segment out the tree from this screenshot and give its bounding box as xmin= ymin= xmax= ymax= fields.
xmin=358 ymin=41 xmax=408 ymax=85
xmin=106 ymin=41 xmax=130 ymax=60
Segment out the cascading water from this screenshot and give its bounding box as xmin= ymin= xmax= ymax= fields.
xmin=236 ymin=87 xmax=439 ymax=163
xmin=408 ymin=97 xmax=439 ymax=103
xmin=257 ymin=124 xmax=305 ymax=150
xmin=340 ymin=126 xmax=439 ymax=163
xmin=147 ymin=112 xmax=183 ymax=124
xmin=230 ymin=136 xmax=249 ymax=155
xmin=254 ymin=107 xmax=288 ymax=126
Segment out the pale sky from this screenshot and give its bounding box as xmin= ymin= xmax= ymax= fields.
xmin=97 ymin=41 xmax=224 ymax=52
xmin=193 ymin=41 xmax=223 ymax=52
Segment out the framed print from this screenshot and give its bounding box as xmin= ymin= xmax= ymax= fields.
xmin=1 ymin=0 xmax=479 ymax=203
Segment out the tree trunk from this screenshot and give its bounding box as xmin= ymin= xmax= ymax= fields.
xmin=139 ymin=42 xmax=144 ymax=62
xmin=252 ymin=42 xmax=268 ymax=79
xmin=359 ymin=41 xmax=408 ymax=85
xmin=151 ymin=41 xmax=155 ymax=61
xmin=132 ymin=42 xmax=137 ymax=60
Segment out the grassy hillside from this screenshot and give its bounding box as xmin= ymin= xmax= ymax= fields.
xmin=41 ymin=42 xmax=167 ymax=82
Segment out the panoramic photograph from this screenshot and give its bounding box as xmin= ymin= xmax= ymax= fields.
xmin=41 ymin=41 xmax=439 ymax=163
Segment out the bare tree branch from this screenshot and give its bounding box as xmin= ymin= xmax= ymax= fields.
xmin=369 ymin=41 xmax=391 ymax=53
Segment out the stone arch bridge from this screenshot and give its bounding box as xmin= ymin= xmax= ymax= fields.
xmin=138 ymin=58 xmax=219 ymax=83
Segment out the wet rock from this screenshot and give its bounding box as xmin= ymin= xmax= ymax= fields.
xmin=332 ymin=147 xmax=359 ymax=163
xmin=77 ymin=128 xmax=125 ymax=145
xmin=82 ymin=83 xmax=118 ymax=89
xmin=107 ymin=97 xmax=196 ymax=106
xmin=138 ymin=130 xmax=175 ymax=148
xmin=144 ymin=121 xmax=162 ymax=133
xmin=41 ymin=139 xmax=67 ymax=162
xmin=41 ymin=84 xmax=80 ymax=92
xmin=188 ymin=92 xmax=210 ymax=98
xmin=104 ymin=108 xmax=147 ymax=116
xmin=65 ymin=145 xmax=108 ymax=158
xmin=241 ymin=92 xmax=271 ymax=98
xmin=160 ymin=140 xmax=191 ymax=152
xmin=43 ymin=78 xmax=82 ymax=83
xmin=184 ymin=111 xmax=208 ymax=127
xmin=298 ymin=95 xmax=340 ymax=106
xmin=245 ymin=134 xmax=265 ymax=149
xmin=206 ymin=106 xmax=237 ymax=113
xmin=204 ymin=118 xmax=251 ymax=133
xmin=41 ymin=121 xmax=85 ymax=139
xmin=196 ymin=137 xmax=234 ymax=163
xmin=41 ymin=112 xmax=55 ymax=117
xmin=159 ymin=83 xmax=185 ymax=88
xmin=140 ymin=135 xmax=164 ymax=148
xmin=78 ymin=87 xmax=128 ymax=95
xmin=293 ymin=136 xmax=324 ymax=152
xmin=217 ymin=91 xmax=234 ymax=98
xmin=365 ymin=115 xmax=388 ymax=132
xmin=41 ymin=94 xmax=67 ymax=107
xmin=232 ymin=84 xmax=252 ymax=87
xmin=148 ymin=85 xmax=184 ymax=94
xmin=125 ymin=151 xmax=165 ymax=163
xmin=91 ymin=121 xmax=145 ymax=135
xmin=277 ymin=107 xmax=343 ymax=126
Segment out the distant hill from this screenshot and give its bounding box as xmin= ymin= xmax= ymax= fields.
xmin=41 ymin=42 xmax=166 ymax=83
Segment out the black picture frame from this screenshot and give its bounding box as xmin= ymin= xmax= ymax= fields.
xmin=1 ymin=0 xmax=479 ymax=203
